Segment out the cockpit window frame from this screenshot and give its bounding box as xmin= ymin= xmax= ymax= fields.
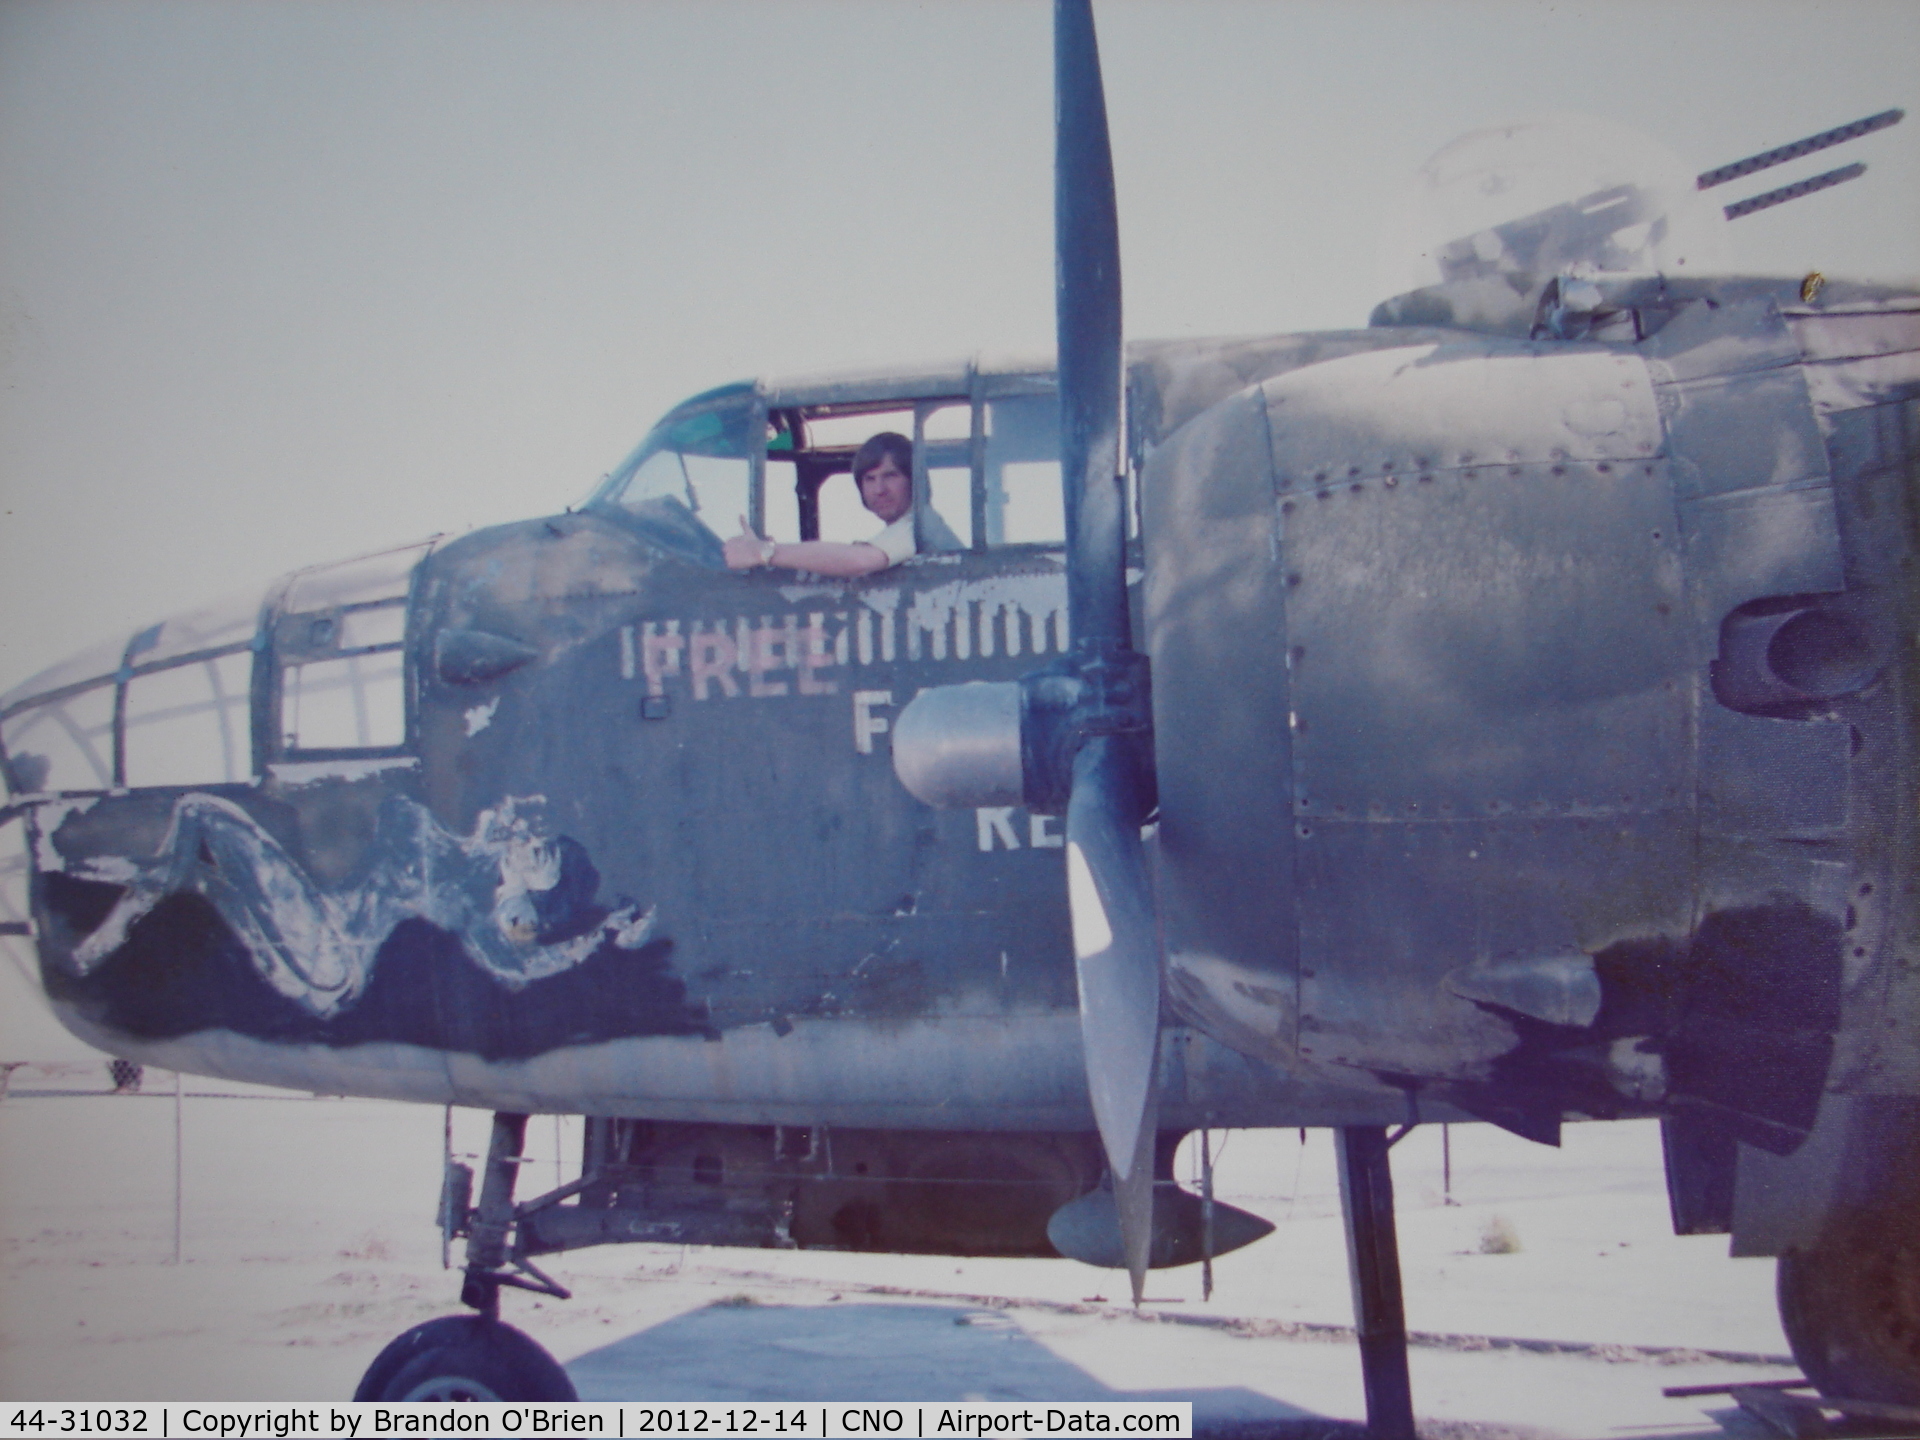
xmin=766 ymin=393 xmax=973 ymax=549
xmin=762 ymin=364 xmax=1070 ymax=556
xmin=596 ymin=363 xmax=1085 ymax=563
xmin=265 ymin=541 xmax=434 ymax=766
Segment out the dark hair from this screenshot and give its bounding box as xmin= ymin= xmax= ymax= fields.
xmin=851 ymin=431 xmax=913 ymax=484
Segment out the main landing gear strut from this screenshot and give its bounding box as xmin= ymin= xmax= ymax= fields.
xmin=354 ymin=1112 xmax=578 ymax=1402
xmin=1338 ymin=1125 xmax=1418 ymax=1440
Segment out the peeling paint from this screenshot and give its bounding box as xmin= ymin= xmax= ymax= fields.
xmin=627 ymin=572 xmax=1068 ymax=707
xmin=267 ymin=757 xmax=420 ymax=788
xmin=903 ymin=574 xmax=1068 ymax=664
xmin=27 ymin=797 xmax=98 ymax=873
xmin=60 ymin=792 xmax=655 ymax=1017
xmin=72 ymin=854 xmax=140 ymax=884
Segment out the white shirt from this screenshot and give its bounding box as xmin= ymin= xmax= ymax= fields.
xmin=869 ymin=507 xmax=964 ymax=566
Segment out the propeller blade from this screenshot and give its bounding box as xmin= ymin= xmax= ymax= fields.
xmin=1054 ymin=0 xmax=1159 ymax=1304
xmin=1054 ymin=0 xmax=1126 ymax=650
xmin=1067 ymin=735 xmax=1160 ymax=1299
xmin=1067 ymin=738 xmax=1159 ymax=1178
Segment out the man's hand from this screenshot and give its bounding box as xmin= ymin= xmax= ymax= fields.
xmin=724 ymin=516 xmax=775 ymax=571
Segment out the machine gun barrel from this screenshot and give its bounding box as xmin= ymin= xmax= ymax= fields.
xmin=1697 ymin=109 xmax=1901 ymax=189
xmin=1723 ymin=161 xmax=1865 ymax=221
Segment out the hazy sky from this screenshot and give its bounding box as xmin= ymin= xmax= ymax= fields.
xmin=1 ymin=0 xmax=1916 ymax=692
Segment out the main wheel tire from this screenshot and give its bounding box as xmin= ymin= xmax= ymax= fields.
xmin=1778 ymin=1208 xmax=1920 ymax=1405
xmin=354 ymin=1316 xmax=576 ymax=1402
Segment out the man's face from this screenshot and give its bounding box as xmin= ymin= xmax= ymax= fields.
xmin=857 ymin=455 xmax=912 ymax=525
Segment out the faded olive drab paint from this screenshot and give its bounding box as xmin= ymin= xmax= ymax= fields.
xmin=5 ymin=284 xmax=1919 ymax=1276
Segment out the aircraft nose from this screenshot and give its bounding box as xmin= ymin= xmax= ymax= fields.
xmin=2 ymin=539 xmax=431 ymax=801
xmin=0 ymin=587 xmax=264 ymax=797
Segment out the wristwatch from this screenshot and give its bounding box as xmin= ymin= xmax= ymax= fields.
xmin=759 ymin=538 xmax=778 ymax=567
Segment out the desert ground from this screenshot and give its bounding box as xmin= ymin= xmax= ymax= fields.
xmin=0 ymin=1064 xmax=1801 ymax=1437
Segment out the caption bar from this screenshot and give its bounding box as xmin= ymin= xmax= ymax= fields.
xmin=6 ymin=1405 xmax=1192 ymax=1439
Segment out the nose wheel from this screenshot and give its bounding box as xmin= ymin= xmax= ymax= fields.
xmin=354 ymin=1315 xmax=576 ymax=1402
xmin=353 ymin=1112 xmax=577 ymax=1401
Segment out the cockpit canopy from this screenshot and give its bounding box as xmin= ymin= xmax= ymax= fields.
xmin=0 ymin=542 xmax=428 ymax=800
xmin=588 ymin=359 xmax=1066 ymax=562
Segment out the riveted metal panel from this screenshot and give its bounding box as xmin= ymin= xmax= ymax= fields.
xmin=1787 ymin=302 xmax=1920 ymax=364
xmin=1265 ymin=343 xmax=1660 ymax=492
xmin=1651 ymin=294 xmax=1849 ymax=678
xmin=1699 ymin=706 xmax=1849 ymax=836
xmin=1641 ymin=292 xmax=1805 ymax=383
xmin=1662 ymin=366 xmax=1828 ymax=499
xmin=1141 ymin=386 xmax=1300 ymax=1057
xmin=1280 ymin=459 xmax=1690 ymax=818
xmin=1125 ymin=329 xmax=1467 ymax=454
xmin=1294 ymin=815 xmax=1692 ymax=1080
xmin=1258 ymin=338 xmax=1699 ymax=1089
xmin=1811 ymin=398 xmax=1920 ymax=1096
xmin=1824 ymin=399 xmax=1920 ymax=579
xmin=1794 ymin=306 xmax=1920 ymax=418
xmin=1677 ymin=483 xmax=1845 ymax=634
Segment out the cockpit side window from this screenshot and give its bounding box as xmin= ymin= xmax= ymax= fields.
xmin=981 ymin=394 xmax=1063 ymax=546
xmin=272 ymin=543 xmax=427 ymax=758
xmin=766 ymin=403 xmax=909 ymax=545
xmin=598 ymin=373 xmax=1069 ymax=565
xmin=919 ymin=403 xmax=974 ymax=551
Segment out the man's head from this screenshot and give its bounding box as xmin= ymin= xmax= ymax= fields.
xmin=852 ymin=432 xmax=913 ymax=525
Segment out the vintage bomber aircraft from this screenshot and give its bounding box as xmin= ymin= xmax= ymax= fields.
xmin=4 ymin=1 xmax=1920 ymax=1423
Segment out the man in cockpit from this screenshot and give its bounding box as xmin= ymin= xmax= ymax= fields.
xmin=724 ymin=432 xmax=962 ymax=577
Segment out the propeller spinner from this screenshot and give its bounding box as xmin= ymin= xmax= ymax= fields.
xmin=892 ymin=0 xmax=1163 ymax=1302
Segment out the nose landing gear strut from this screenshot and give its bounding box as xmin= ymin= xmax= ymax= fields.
xmin=353 ymin=1112 xmax=577 ymax=1402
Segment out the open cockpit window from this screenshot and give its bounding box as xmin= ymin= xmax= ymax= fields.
xmin=764 ymin=399 xmax=974 ymax=550
xmin=761 ymin=370 xmax=1065 ymax=556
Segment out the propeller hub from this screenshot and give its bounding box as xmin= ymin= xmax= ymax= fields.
xmin=890 ymin=681 xmax=1025 ymax=810
xmin=891 ymin=650 xmax=1152 ymax=817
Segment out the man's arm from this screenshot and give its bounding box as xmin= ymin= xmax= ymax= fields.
xmin=724 ymin=524 xmax=892 ymax=577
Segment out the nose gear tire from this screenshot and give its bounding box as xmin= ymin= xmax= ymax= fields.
xmin=354 ymin=1315 xmax=577 ymax=1402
